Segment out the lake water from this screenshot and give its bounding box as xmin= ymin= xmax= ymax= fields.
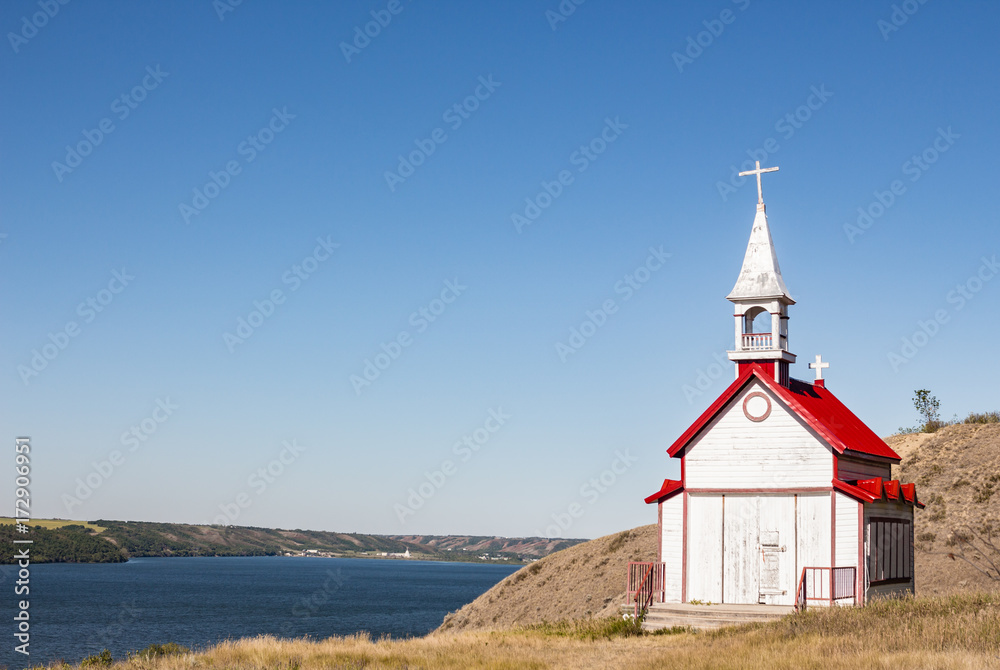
xmin=5 ymin=557 xmax=519 ymax=667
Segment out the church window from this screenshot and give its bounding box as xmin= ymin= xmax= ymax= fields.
xmin=868 ymin=518 xmax=912 ymax=584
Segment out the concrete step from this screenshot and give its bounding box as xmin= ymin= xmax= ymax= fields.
xmin=627 ymin=602 xmax=794 ymax=631
xmin=642 ymin=616 xmax=753 ymax=631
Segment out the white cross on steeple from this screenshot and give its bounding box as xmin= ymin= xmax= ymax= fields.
xmin=738 ymin=161 xmax=779 ymax=205
xmin=809 ymin=354 xmax=829 ymax=381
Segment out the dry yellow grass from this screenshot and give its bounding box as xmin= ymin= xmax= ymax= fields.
xmin=53 ymin=594 xmax=1000 ymax=670
xmin=0 ymin=517 xmax=105 ymax=533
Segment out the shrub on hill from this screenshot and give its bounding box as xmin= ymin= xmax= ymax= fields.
xmin=964 ymin=411 xmax=1000 ymax=424
xmin=0 ymin=524 xmax=125 ymax=563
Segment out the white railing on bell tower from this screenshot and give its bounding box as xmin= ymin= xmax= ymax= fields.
xmin=741 ymin=332 xmax=772 ymax=351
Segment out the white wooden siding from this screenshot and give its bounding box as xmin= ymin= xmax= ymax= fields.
xmin=660 ymin=496 xmax=683 ymax=602
xmin=837 ymin=457 xmax=890 ymax=481
xmin=864 ymin=501 xmax=915 ymax=520
xmin=796 ymin=494 xmax=832 ymax=599
xmin=686 ymin=495 xmax=722 ymax=603
xmin=834 ymin=492 xmax=859 ymax=569
xmin=684 ymin=382 xmax=833 ymax=489
xmin=722 ymin=496 xmax=757 ymax=604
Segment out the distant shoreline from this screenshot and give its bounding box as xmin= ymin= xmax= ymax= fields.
xmin=0 ymin=517 xmax=584 ymax=566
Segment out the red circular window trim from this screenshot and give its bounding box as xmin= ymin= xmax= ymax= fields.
xmin=742 ymin=392 xmax=772 ymax=422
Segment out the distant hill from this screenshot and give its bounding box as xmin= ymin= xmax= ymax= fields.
xmin=386 ymin=534 xmax=582 ymax=558
xmin=888 ymin=422 xmax=1000 ymax=595
xmin=0 ymin=518 xmax=586 ymax=565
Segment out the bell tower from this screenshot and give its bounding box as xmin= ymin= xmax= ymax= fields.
xmin=726 ymin=162 xmax=796 ymax=386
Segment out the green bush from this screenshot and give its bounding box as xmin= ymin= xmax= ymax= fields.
xmin=132 ymin=642 xmax=190 ymax=659
xmin=964 ymin=411 xmax=1000 ymax=424
xmin=80 ymin=649 xmax=113 ymax=667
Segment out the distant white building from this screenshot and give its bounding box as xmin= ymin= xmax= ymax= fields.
xmin=640 ymin=164 xmax=923 ymax=608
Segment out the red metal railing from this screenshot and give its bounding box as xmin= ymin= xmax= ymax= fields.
xmin=795 ymin=566 xmax=856 ymax=611
xmin=741 ymin=333 xmax=773 ymax=350
xmin=626 ymin=562 xmax=665 ymax=620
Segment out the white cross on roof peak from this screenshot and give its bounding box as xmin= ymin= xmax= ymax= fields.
xmin=809 ymin=354 xmax=830 ymax=381
xmin=738 ymin=161 xmax=779 ymax=205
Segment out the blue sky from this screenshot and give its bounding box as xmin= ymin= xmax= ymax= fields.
xmin=1 ymin=0 xmax=997 ymax=539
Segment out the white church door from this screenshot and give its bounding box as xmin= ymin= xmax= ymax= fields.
xmin=722 ymin=495 xmax=796 ymax=605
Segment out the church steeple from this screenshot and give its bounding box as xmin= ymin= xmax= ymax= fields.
xmin=726 ymin=162 xmax=796 ymax=386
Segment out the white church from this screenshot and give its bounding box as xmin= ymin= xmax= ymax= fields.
xmin=639 ymin=163 xmax=923 ymax=610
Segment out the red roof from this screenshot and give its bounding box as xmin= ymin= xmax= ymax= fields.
xmin=644 ymin=479 xmax=683 ymax=505
xmin=833 ymin=477 xmax=925 ymax=508
xmin=666 ymin=363 xmax=901 ymax=462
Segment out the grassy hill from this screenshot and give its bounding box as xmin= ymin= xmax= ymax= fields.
xmin=888 ymin=422 xmax=1000 ymax=594
xmin=439 ymin=525 xmax=657 ymax=633
xmin=0 ymin=518 xmax=585 ymax=564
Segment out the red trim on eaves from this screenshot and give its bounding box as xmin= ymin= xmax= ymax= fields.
xmin=644 ymin=479 xmax=683 ymax=505
xmin=833 ymin=478 xmax=878 ymax=503
xmin=833 ymin=478 xmax=924 ymax=509
xmin=856 ymin=478 xmax=883 ymax=498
